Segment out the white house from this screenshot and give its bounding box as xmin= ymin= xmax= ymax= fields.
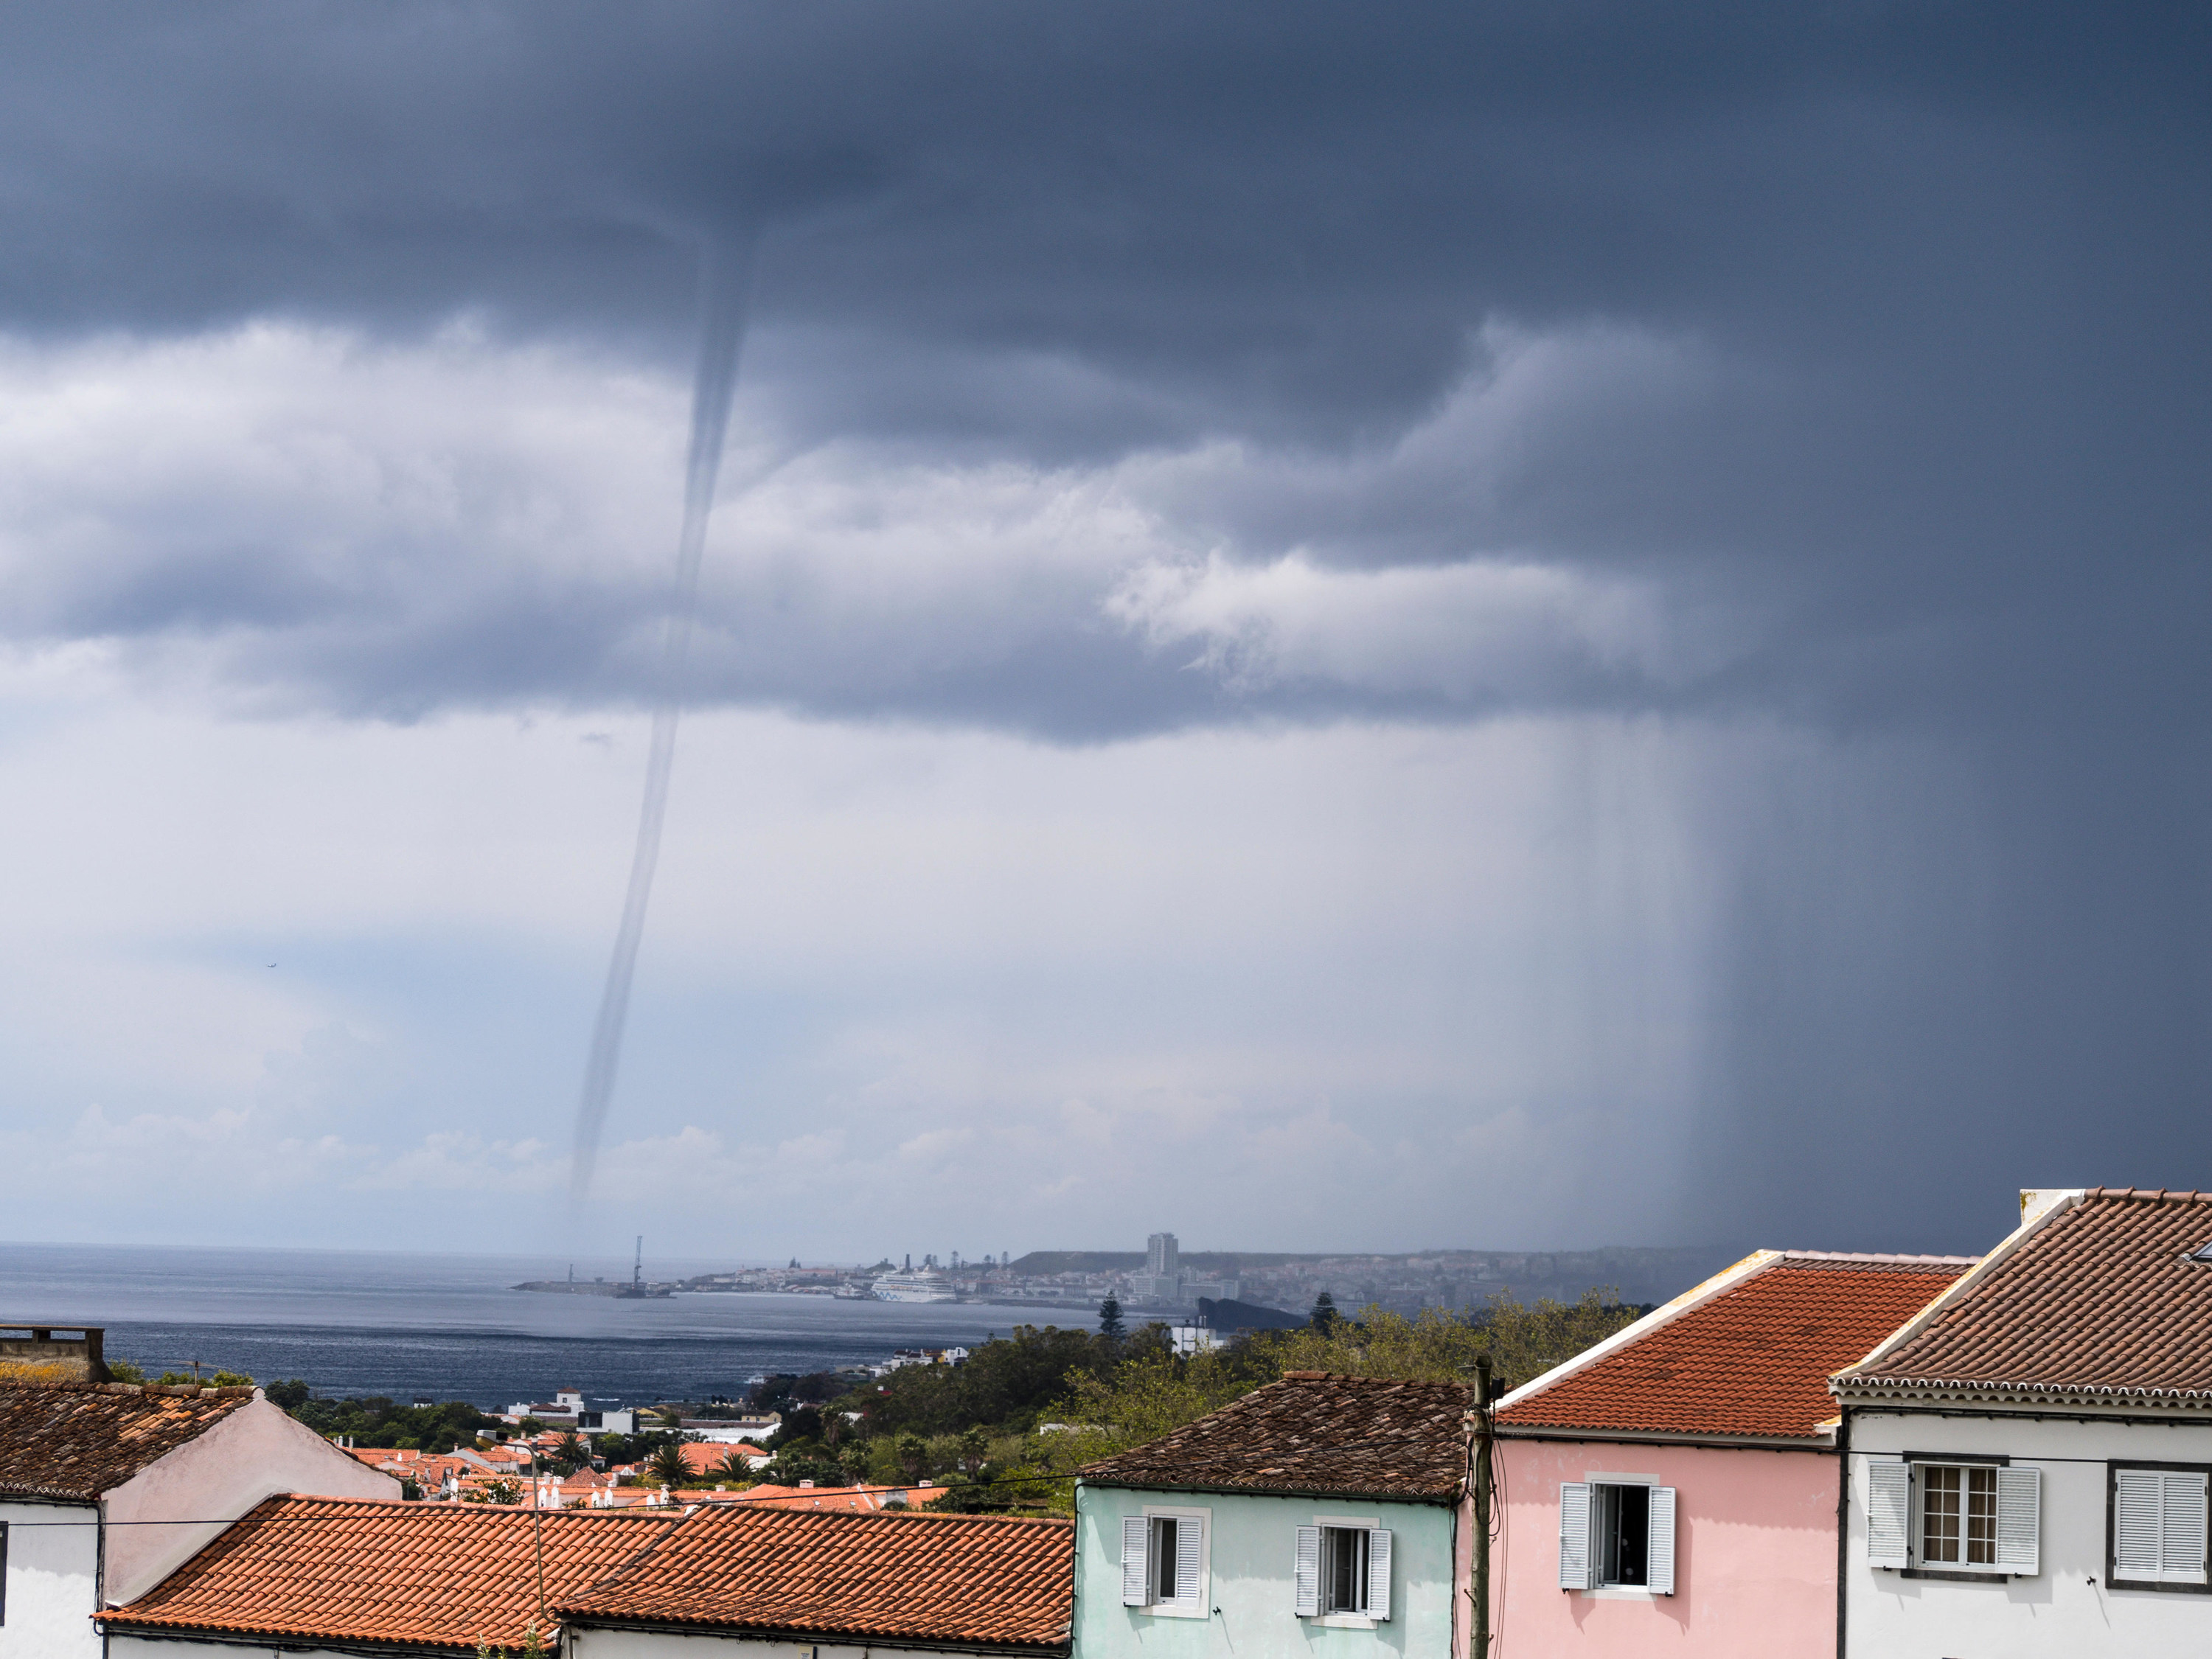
xmin=1833 ymin=1186 xmax=2212 ymax=1657
xmin=558 ymin=1503 xmax=1074 ymax=1658
xmin=1 ymin=1380 xmax=396 ymax=1659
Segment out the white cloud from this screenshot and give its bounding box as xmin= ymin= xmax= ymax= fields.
xmin=0 ymin=317 xmax=1756 ymax=729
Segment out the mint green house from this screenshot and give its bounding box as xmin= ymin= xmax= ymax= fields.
xmin=1073 ymin=1373 xmax=1475 ymax=1659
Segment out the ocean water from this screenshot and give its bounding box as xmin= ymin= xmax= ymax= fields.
xmin=0 ymin=1242 xmax=1078 ymax=1409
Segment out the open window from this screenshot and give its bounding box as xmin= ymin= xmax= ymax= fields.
xmin=1293 ymin=1524 xmax=1392 ymax=1621
xmin=1558 ymin=1481 xmax=1675 ymax=1595
xmin=1120 ymin=1509 xmax=1208 ymax=1616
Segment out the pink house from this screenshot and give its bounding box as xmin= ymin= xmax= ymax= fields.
xmin=1488 ymin=1249 xmax=1969 ymax=1657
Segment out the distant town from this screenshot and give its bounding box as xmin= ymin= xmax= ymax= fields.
xmin=518 ymin=1231 xmax=1742 ymax=1316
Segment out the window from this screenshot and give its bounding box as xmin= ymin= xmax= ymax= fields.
xmin=1119 ymin=1509 xmax=1207 ymax=1616
xmin=1294 ymin=1523 xmax=1393 ymax=1621
xmin=2111 ymin=1466 xmax=2211 ymax=1589
xmin=1558 ymin=1481 xmax=1676 ymax=1595
xmin=1863 ymin=1458 xmax=2039 ymax=1576
xmin=1597 ymin=1484 xmax=1651 ymax=1586
xmin=1921 ymin=1464 xmax=1996 ymax=1567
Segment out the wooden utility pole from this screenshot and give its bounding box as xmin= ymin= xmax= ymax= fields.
xmin=1472 ymin=1355 xmax=1496 ymax=1659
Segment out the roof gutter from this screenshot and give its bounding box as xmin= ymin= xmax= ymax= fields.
xmin=554 ymin=1613 xmax=1069 ymax=1657
xmin=1489 ymin=1423 xmax=1834 ymax=1453
xmin=1077 ymin=1477 xmax=1461 ymax=1508
xmin=92 ymin=1623 xmax=524 ymax=1659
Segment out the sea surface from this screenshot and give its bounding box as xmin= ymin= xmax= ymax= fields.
xmin=0 ymin=1242 xmax=1078 ymax=1409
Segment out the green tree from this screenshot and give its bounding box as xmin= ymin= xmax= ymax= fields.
xmin=647 ymin=1440 xmax=691 ymax=1489
xmin=714 ymin=1448 xmax=757 ymax=1482
xmin=549 ymin=1432 xmax=588 ymax=1475
xmin=1309 ymin=1291 xmax=1339 ymax=1333
xmin=1257 ymin=1290 xmax=1640 ymax=1394
xmin=894 ymin=1432 xmax=929 ymax=1483
xmin=1096 ymin=1295 xmax=1125 ymax=1338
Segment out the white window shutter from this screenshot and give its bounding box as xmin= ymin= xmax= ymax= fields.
xmin=2115 ymin=1469 xmax=2161 ymax=1580
xmin=1865 ymin=1461 xmax=1910 ymax=1570
xmin=1121 ymin=1515 xmax=1150 ymax=1606
xmin=1558 ymin=1482 xmax=1593 ymax=1590
xmin=1646 ymin=1487 xmax=1677 ymax=1596
xmin=1995 ymin=1466 xmax=2039 ymax=1575
xmin=1175 ymin=1515 xmax=1203 ymax=1606
xmin=1293 ymin=1526 xmax=1321 ymax=1617
xmin=2162 ymin=1472 xmax=2208 ymax=1585
xmin=1366 ymin=1528 xmax=1393 ymax=1621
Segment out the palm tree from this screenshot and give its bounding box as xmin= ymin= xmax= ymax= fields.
xmin=647 ymin=1440 xmax=690 ymax=1489
xmin=715 ymin=1447 xmax=754 ymax=1482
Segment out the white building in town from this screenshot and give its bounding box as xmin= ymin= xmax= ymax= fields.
xmin=1834 ymin=1186 xmax=2212 ymax=1658
xmin=1 ymin=1380 xmax=395 ymax=1659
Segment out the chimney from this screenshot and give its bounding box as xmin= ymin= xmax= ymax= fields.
xmin=2019 ymin=1189 xmax=2085 ymax=1228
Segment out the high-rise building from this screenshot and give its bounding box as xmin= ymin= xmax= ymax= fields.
xmin=1147 ymin=1232 xmax=1180 ymax=1279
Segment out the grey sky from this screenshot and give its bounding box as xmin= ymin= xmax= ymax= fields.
xmin=0 ymin=4 xmax=2204 ymax=1256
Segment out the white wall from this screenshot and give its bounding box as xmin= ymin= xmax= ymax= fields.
xmin=1 ymin=1499 xmax=102 ymax=1659
xmin=568 ymin=1627 xmax=1046 ymax=1658
xmin=1846 ymin=1408 xmax=2212 ymax=1656
xmin=104 ymin=1396 xmax=399 ymax=1604
xmin=112 ymin=1638 xmax=333 ymax=1659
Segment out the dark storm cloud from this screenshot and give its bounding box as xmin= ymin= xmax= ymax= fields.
xmin=3 ymin=1 xmax=2210 ymax=1249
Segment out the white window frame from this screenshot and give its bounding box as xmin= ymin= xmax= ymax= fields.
xmin=1906 ymin=1459 xmax=2025 ymax=1577
xmin=1136 ymin=1505 xmax=1211 ymax=1619
xmin=1307 ymin=1513 xmax=1383 ymax=1628
xmin=2110 ymin=1463 xmax=2212 ymax=1592
xmin=1874 ymin=1457 xmax=2038 ymax=1578
xmin=1574 ymin=1472 xmax=1674 ymax=1600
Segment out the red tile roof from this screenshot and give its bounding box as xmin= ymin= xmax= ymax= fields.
xmin=0 ymin=1382 xmax=256 ymax=1500
xmin=1843 ymin=1188 xmax=2212 ymax=1401
xmin=1079 ymin=1373 xmax=1473 ymax=1500
xmin=678 ymin=1441 xmax=768 ymax=1476
xmin=727 ymin=1481 xmax=950 ymax=1513
xmin=99 ymin=1495 xmax=675 ymax=1652
xmin=557 ymin=1503 xmax=1073 ymax=1651
xmin=1495 ymin=1252 xmax=1970 ymax=1440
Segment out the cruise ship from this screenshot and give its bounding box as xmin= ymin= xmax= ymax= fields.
xmin=870 ymin=1270 xmax=955 ymax=1304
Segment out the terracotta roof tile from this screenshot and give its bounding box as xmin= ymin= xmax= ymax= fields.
xmin=1079 ymin=1374 xmax=1472 ymax=1500
xmin=1849 ymin=1189 xmax=2212 ymax=1399
xmin=0 ymin=1382 xmax=256 ymax=1500
xmin=100 ymin=1495 xmax=675 ymax=1652
xmin=678 ymin=1441 xmax=768 ymax=1475
xmin=1495 ymin=1253 xmax=1969 ymax=1439
xmin=725 ymin=1481 xmax=947 ymax=1513
xmin=557 ymin=1503 xmax=1073 ymax=1650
